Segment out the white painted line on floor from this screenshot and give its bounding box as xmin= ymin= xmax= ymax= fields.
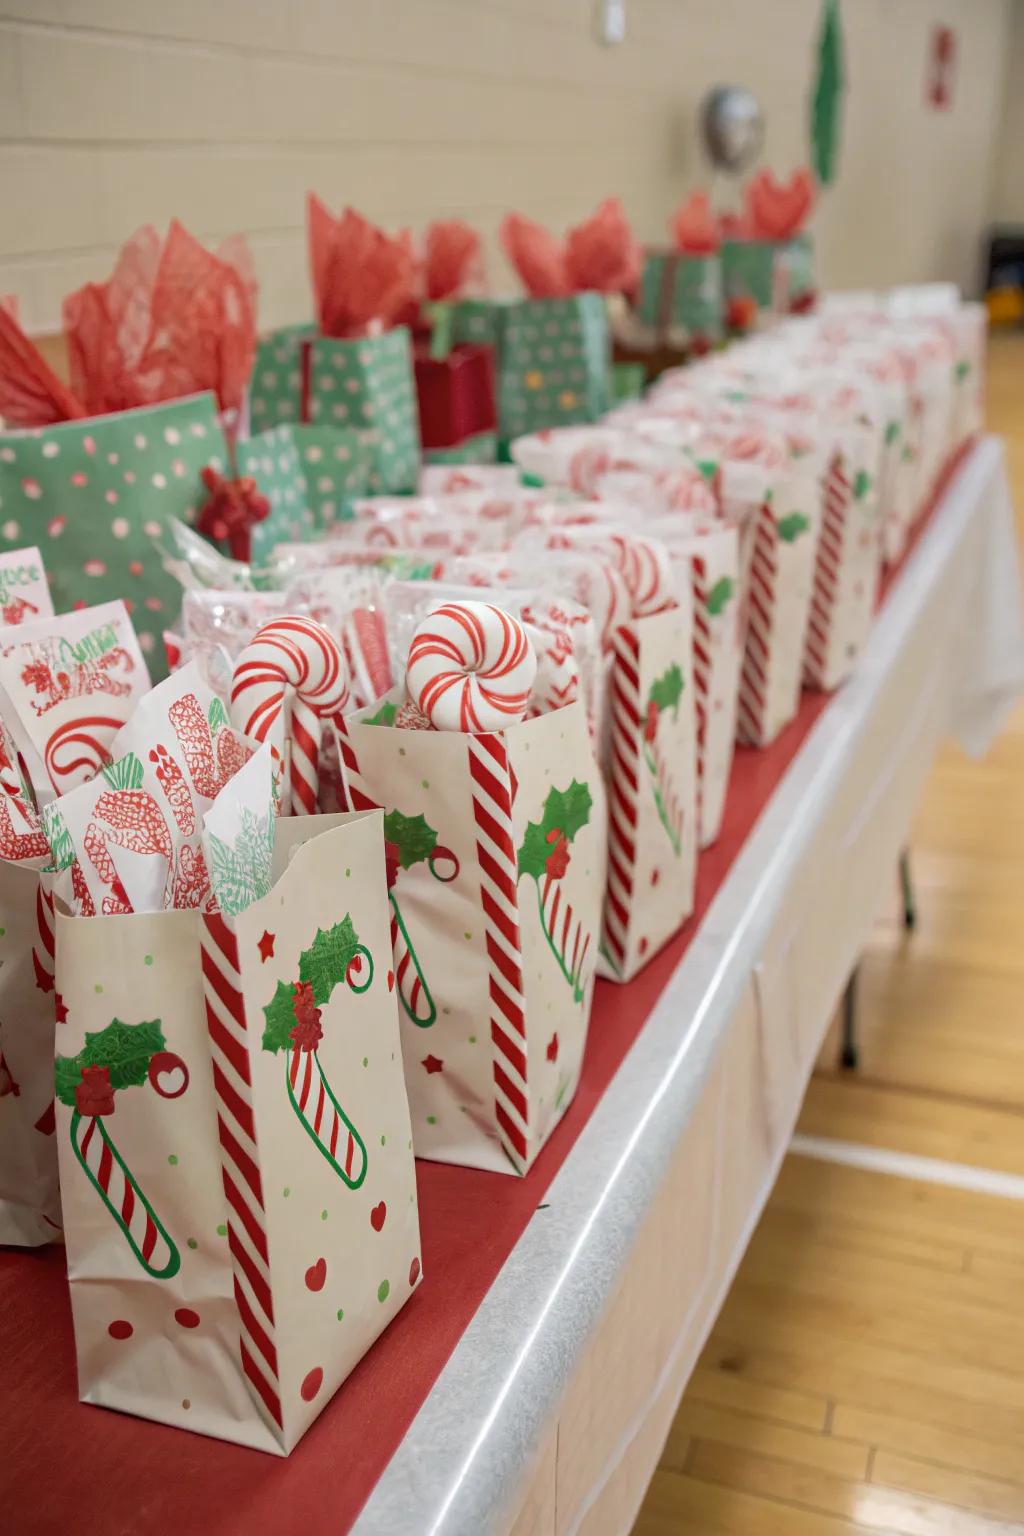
xmin=790 ymin=1134 xmax=1024 ymax=1202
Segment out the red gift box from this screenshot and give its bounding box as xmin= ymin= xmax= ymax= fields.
xmin=414 ymin=342 xmax=496 ymax=450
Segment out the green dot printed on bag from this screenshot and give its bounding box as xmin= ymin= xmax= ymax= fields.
xmin=0 ymin=391 xmax=226 ymax=679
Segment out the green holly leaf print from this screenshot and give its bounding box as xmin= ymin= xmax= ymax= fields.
xmin=853 ymin=469 xmax=872 ymax=500
xmin=100 ymin=752 xmax=145 ymax=791
xmin=649 ymin=663 xmax=685 ymax=716
xmin=55 ymin=1018 xmax=166 ymax=1106
xmin=383 ymin=809 xmax=438 ymax=869
xmin=706 ymin=576 xmax=734 ymax=616
xmin=955 ymin=359 xmax=969 ymax=382
xmin=696 ymin=458 xmax=718 ymax=482
xmin=299 ymin=916 xmax=360 ymax=1006
xmin=207 ymin=806 xmax=273 ymax=916
xmin=777 ymin=513 xmax=811 ymax=544
xmin=517 ymin=779 xmax=593 ymax=880
xmin=262 ymin=980 xmax=298 ymax=1054
xmin=366 ymin=699 xmax=398 ymax=727
xmin=41 ymin=800 xmax=75 ymax=871
xmin=884 ymin=421 xmax=900 ymax=446
xmin=208 ymin=696 xmax=228 ymax=734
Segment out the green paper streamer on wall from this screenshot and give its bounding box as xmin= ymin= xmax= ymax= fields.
xmin=811 ymin=0 xmax=844 ymax=186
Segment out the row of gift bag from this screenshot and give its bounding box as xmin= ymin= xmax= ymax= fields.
xmin=0 ymin=284 xmax=984 ymax=1457
xmin=0 ymin=180 xmax=823 ymax=680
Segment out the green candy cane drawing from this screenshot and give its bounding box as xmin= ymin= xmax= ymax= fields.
xmin=262 ymin=918 xmax=372 ymax=1189
xmin=382 ymin=809 xmax=460 ymax=1029
xmin=517 ymin=780 xmax=594 ymax=1004
xmin=642 ymin=664 xmax=686 ymax=855
xmin=56 ymin=1019 xmax=187 ymax=1280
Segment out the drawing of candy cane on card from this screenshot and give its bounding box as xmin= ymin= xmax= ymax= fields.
xmin=55 ymin=1019 xmax=188 ymax=1279
xmin=517 ymin=781 xmax=594 ymax=1004
xmin=260 ymin=920 xmax=372 ymax=1188
xmin=642 ymin=665 xmax=686 ymax=856
xmin=382 ymin=810 xmax=460 ymax=1028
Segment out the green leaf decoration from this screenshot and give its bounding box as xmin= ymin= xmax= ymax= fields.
xmin=811 ymin=0 xmax=844 ymax=187
xmin=853 ymin=468 xmax=871 ymax=500
xmin=262 ymin=980 xmax=298 ymax=1054
xmin=706 ymin=576 xmax=734 ymax=616
xmin=366 ymin=699 xmax=398 ymax=727
xmin=207 ymin=806 xmax=274 ymax=917
xmin=208 ymin=696 xmax=228 ymax=734
xmin=777 ymin=512 xmax=811 ymax=543
xmin=41 ymin=800 xmax=75 ymax=871
xmin=649 ymin=663 xmax=685 ymax=715
xmin=383 ymin=809 xmax=438 ymax=869
xmin=55 ymin=1018 xmax=166 ymax=1107
xmin=955 ymin=359 xmax=970 ymax=382
xmin=517 ymin=779 xmax=593 ymax=880
xmin=298 ymin=916 xmax=360 ymax=1006
xmin=100 ymin=752 xmax=145 ymax=791
xmin=696 ymin=458 xmax=718 ymax=482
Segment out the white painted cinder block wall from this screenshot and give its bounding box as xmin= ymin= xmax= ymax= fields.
xmin=0 ymin=0 xmax=1014 ymax=334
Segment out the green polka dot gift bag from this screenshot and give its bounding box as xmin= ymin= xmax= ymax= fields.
xmin=248 ymin=326 xmax=420 ymax=496
xmin=636 ymin=252 xmax=724 ymax=351
xmin=0 ymin=392 xmax=229 ymax=678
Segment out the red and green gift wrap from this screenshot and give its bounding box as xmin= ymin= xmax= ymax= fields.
xmin=722 ymin=234 xmax=815 ymax=324
xmin=636 ymin=251 xmax=723 ymax=350
xmin=0 ymin=392 xmax=228 ymax=679
xmin=447 ymin=293 xmax=610 ymax=448
xmin=414 ymin=326 xmax=497 ymax=460
xmin=247 ymin=324 xmax=421 ymax=494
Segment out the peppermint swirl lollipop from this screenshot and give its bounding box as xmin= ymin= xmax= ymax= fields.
xmin=230 ymin=616 xmax=350 ymax=815
xmin=406 ymin=601 xmax=536 ymax=733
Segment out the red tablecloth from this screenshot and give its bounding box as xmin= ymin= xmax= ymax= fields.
xmin=0 ymin=451 xmax=967 ymax=1536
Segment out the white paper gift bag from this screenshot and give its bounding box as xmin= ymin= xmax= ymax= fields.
xmin=0 ymin=861 xmax=62 ymax=1244
xmin=342 ymin=699 xmax=606 ymax=1175
xmin=803 ymin=426 xmax=883 ymax=692
xmin=54 ymin=806 xmax=421 ymax=1453
xmin=599 ymin=597 xmax=698 ymax=982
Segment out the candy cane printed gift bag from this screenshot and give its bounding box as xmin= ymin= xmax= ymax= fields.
xmin=0 ymin=718 xmax=61 ymax=1244
xmin=343 ymin=699 xmax=606 ymax=1176
xmin=803 ymin=423 xmax=883 ymax=692
xmin=54 ymin=782 xmax=421 ymax=1451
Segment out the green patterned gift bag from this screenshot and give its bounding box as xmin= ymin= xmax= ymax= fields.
xmin=776 ymin=233 xmax=816 ymax=310
xmin=0 ymin=392 xmax=228 ymax=676
xmin=231 ymin=426 xmax=314 ymax=561
xmin=449 ymin=293 xmax=609 ymax=444
xmin=422 ymin=429 xmax=498 ymax=466
xmin=721 ymin=239 xmax=777 ymax=313
xmin=637 ymin=252 xmax=723 ymax=347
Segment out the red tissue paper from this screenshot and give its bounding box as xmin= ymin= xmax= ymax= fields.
xmin=501 ymin=200 xmax=640 ymax=299
xmin=62 ymin=221 xmax=257 ymax=419
xmin=308 ymin=196 xmax=417 ymax=338
xmin=745 ymin=168 xmax=815 ymax=241
xmin=669 ymin=191 xmax=721 ymax=256
xmin=0 ymin=306 xmax=86 ymax=428
xmin=422 ymin=220 xmax=484 ymax=303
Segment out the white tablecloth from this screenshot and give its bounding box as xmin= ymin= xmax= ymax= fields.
xmin=353 ymin=438 xmax=1024 ymax=1536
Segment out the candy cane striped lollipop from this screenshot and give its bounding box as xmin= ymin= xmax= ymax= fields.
xmin=230 ymin=616 xmax=350 ymax=815
xmin=406 ymin=601 xmax=537 ymax=733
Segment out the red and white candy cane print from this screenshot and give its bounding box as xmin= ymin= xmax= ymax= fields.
xmin=803 ymin=453 xmax=849 ymax=688
xmin=406 ymin=601 xmax=536 ymax=734
xmin=200 ymin=911 xmax=283 ymax=1431
xmin=602 ymin=623 xmax=642 ymax=977
xmin=736 ymin=506 xmax=777 ymax=745
xmin=690 ymin=555 xmax=711 ymax=830
xmin=467 ymin=732 xmax=530 ymax=1171
xmin=230 ymin=617 xmax=350 ymax=816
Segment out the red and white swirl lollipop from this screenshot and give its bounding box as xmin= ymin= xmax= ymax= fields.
xmin=406 ymin=601 xmax=537 ymax=733
xmin=230 ymin=616 xmax=350 ymax=815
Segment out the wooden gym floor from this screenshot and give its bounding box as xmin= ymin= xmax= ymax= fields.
xmin=632 ymin=332 xmax=1024 ymax=1536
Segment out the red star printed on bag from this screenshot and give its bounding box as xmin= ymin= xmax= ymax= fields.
xmin=422 ymin=1055 xmax=444 ymax=1075
xmin=546 ymin=1033 xmax=559 ymax=1064
xmin=257 ymin=930 xmax=275 ymax=963
xmin=54 ymin=993 xmax=68 ymax=1025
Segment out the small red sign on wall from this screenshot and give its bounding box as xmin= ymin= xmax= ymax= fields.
xmin=927 ymin=24 xmax=956 ymax=110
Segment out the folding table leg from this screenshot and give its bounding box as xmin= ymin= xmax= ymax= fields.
xmin=840 ymin=967 xmax=859 ymax=1070
xmin=900 ymin=848 xmax=916 ymax=931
